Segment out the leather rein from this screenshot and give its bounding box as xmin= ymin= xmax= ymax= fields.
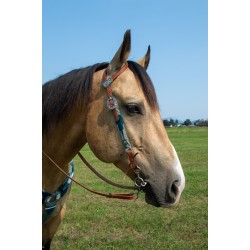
xmin=43 ymin=62 xmax=147 ymax=200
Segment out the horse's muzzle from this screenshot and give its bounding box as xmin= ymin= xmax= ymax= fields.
xmin=143 ymin=180 xmax=180 ymax=208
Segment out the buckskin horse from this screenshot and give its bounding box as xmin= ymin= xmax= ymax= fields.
xmin=42 ymin=30 xmax=185 ymax=249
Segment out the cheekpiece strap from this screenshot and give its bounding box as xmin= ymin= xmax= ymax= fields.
xmin=102 ymin=62 xmax=128 ymax=88
xmin=102 ymin=62 xmax=147 ymax=189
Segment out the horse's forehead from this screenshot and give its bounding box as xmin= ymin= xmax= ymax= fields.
xmin=113 ymin=69 xmax=144 ymax=98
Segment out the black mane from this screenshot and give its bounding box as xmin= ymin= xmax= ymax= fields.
xmin=42 ymin=61 xmax=158 ymax=134
xmin=127 ymin=61 xmax=158 ymax=111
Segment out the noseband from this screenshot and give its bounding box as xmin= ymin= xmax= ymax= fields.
xmin=43 ymin=62 xmax=147 ymax=205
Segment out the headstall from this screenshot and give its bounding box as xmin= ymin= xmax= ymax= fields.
xmin=102 ymin=62 xmax=147 ymax=189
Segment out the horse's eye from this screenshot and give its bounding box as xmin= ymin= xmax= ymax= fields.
xmin=125 ymin=104 xmax=142 ymax=115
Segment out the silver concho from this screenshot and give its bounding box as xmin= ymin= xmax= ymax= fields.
xmin=106 ymin=96 xmax=118 ymax=110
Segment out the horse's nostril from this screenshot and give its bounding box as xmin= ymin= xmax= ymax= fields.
xmin=166 ymin=180 xmax=180 ymax=203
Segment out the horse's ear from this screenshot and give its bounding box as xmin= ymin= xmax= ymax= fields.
xmin=107 ymin=29 xmax=131 ymax=75
xmin=137 ymin=45 xmax=151 ymax=70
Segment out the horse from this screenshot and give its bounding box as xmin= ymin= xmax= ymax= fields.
xmin=42 ymin=30 xmax=185 ymax=249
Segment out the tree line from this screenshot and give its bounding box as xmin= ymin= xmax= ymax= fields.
xmin=163 ymin=118 xmax=208 ymax=127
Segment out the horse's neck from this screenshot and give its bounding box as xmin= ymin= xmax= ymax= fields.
xmin=42 ymin=105 xmax=87 ymax=192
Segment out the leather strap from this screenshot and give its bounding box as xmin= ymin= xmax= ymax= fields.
xmin=102 ymin=63 xmax=147 ymax=189
xmin=77 ymin=152 xmax=136 ymax=190
xmin=43 ymin=150 xmax=136 ymax=200
xmin=104 ymin=62 xmax=128 ymax=83
xmin=102 ymin=63 xmax=129 ymax=122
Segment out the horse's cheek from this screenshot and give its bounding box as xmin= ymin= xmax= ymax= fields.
xmin=86 ymin=110 xmax=122 ymax=163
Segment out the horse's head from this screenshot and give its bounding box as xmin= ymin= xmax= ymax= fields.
xmin=86 ymin=30 xmax=185 ymax=207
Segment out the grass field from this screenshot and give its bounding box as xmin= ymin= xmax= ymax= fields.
xmin=52 ymin=127 xmax=208 ymax=250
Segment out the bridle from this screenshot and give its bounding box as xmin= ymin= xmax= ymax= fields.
xmin=102 ymin=62 xmax=147 ymax=190
xmin=43 ymin=62 xmax=147 ymax=200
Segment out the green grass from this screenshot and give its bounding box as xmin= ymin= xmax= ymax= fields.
xmin=52 ymin=127 xmax=208 ymax=249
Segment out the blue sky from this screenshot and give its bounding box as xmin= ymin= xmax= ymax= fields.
xmin=43 ymin=0 xmax=207 ymax=121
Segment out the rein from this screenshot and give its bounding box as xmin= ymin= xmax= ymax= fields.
xmin=77 ymin=151 xmax=136 ymax=190
xmin=43 ymin=150 xmax=136 ymax=200
xmin=43 ymin=62 xmax=147 ymax=201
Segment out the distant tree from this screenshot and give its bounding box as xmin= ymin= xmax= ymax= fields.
xmin=169 ymin=118 xmax=175 ymax=126
xmin=194 ymin=119 xmax=202 ymax=126
xmin=174 ymin=119 xmax=179 ymax=126
xmin=194 ymin=119 xmax=208 ymax=127
xmin=183 ymin=119 xmax=192 ymax=126
xmin=163 ymin=119 xmax=170 ymax=127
